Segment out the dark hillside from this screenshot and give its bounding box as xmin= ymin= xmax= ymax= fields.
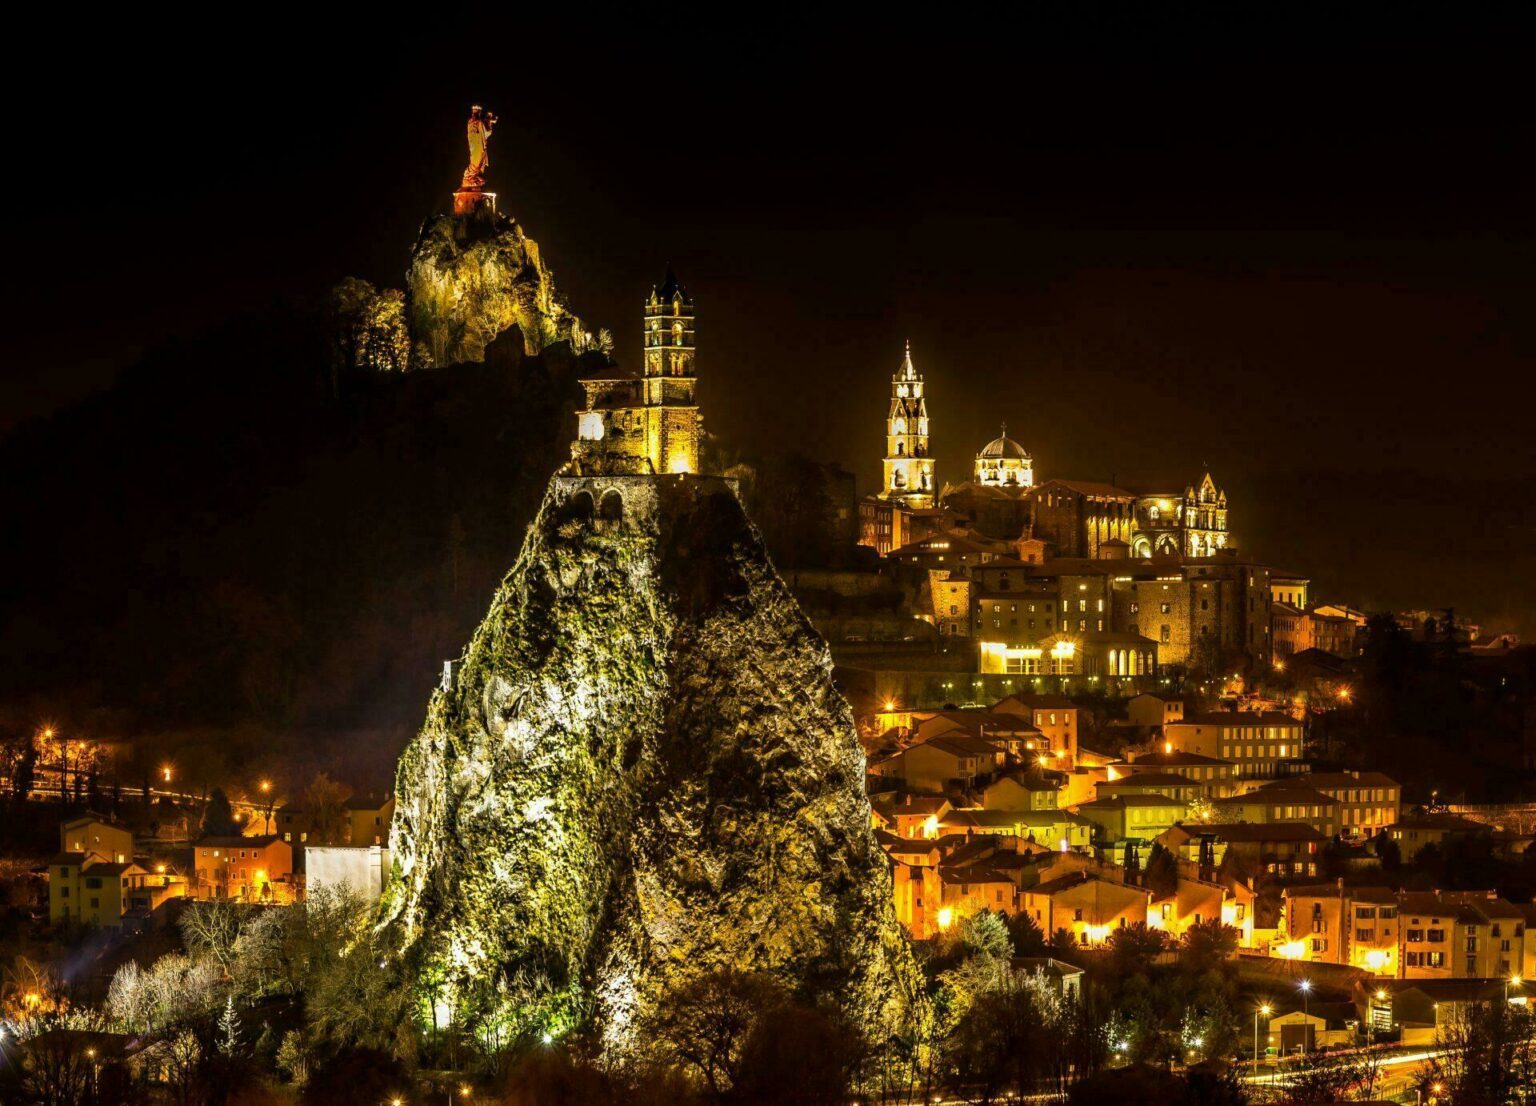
xmin=0 ymin=312 xmax=587 ymax=780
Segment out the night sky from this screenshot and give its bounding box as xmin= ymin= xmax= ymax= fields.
xmin=9 ymin=30 xmax=1535 ymax=633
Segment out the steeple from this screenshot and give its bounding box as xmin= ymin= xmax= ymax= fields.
xmin=569 ymin=267 xmax=701 ymax=476
xmin=879 ymin=340 xmax=935 ymax=508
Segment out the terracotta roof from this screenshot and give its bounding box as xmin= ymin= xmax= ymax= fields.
xmin=1033 ymin=479 xmax=1138 ymax=500
xmin=1174 ymin=711 xmax=1302 ymax=727
xmin=1268 ymin=771 xmax=1399 ymax=790
xmin=1206 ymin=821 xmax=1325 ymax=843
xmin=938 ymin=864 xmax=1015 ymax=886
xmin=1285 ymin=883 xmax=1398 ymax=903
xmin=1099 ymin=771 xmax=1200 ymax=789
xmin=1077 ymin=794 xmax=1190 ymax=810
xmin=923 ymin=709 xmax=1046 ymax=734
xmin=1217 ymin=786 xmax=1337 ymax=807
xmin=994 ymin=693 xmax=1077 ymax=710
xmin=1128 ymin=751 xmax=1229 ymax=768
xmin=924 ymin=734 xmax=1005 ymax=758
xmin=82 ymin=861 xmax=141 ymax=877
xmin=196 ymin=835 xmax=282 ymax=849
xmin=988 ymin=770 xmax=1062 ymax=792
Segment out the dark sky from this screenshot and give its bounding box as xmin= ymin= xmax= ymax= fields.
xmin=9 ymin=29 xmax=1535 ymax=632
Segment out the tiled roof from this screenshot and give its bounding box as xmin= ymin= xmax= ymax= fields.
xmin=1207 ymin=821 xmax=1325 ymax=843
xmin=1175 ymin=711 xmax=1302 ymax=727
xmin=1218 ymin=786 xmax=1337 ymax=807
xmin=1270 ymin=771 xmax=1399 ymax=790
xmin=196 ymin=835 xmax=282 ymax=849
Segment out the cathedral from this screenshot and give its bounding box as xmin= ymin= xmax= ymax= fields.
xmin=569 ymin=267 xmax=700 ymax=476
xmin=878 ymin=342 xmax=936 ymax=509
xmin=860 ymin=341 xmax=1231 ymax=561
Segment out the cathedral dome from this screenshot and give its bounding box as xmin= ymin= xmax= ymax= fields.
xmin=978 ymin=429 xmax=1030 ymax=460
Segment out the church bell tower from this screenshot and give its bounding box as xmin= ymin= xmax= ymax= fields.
xmin=569 ymin=266 xmax=701 ymax=476
xmin=880 ymin=341 xmax=935 ymax=508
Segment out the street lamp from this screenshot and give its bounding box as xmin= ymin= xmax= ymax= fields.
xmin=1298 ymin=979 xmax=1312 ymax=1050
xmin=1254 ymin=1003 xmax=1271 ymax=1074
xmin=1506 ymin=974 xmax=1523 ymax=1003
xmin=259 ymin=779 xmax=276 ymax=833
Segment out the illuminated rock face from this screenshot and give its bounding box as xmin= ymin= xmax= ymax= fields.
xmin=407 ymin=212 xmax=588 ymax=369
xmin=383 ymin=473 xmax=919 ymax=1052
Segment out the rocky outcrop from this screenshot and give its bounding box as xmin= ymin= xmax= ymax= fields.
xmin=406 ymin=213 xmax=606 ymax=369
xmin=382 ymin=473 xmax=921 ymax=1055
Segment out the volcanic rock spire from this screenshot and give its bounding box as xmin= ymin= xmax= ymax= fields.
xmin=382 ymin=279 xmax=920 ymax=1055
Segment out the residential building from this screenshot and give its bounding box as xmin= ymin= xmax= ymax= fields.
xmin=992 ymin=694 xmax=1080 ymax=764
xmin=1277 ymin=884 xmax=1401 ymax=975
xmin=1119 ymin=750 xmax=1237 ymax=797
xmin=345 ymin=795 xmax=395 ymax=847
xmin=1148 ymin=876 xmax=1233 ymax=939
xmin=1270 ymin=573 xmax=1310 ymax=610
xmin=980 ymin=771 xmax=1062 ymax=812
xmin=1213 ymin=785 xmax=1340 ymax=838
xmin=938 ymin=808 xmax=1095 ymax=851
xmin=1398 ymin=891 xmax=1527 ymax=980
xmin=1182 ymin=822 xmax=1325 ymax=879
xmin=1019 ymin=871 xmax=1152 ymax=946
xmin=913 ymin=709 xmax=1050 ymax=762
xmin=873 ymin=794 xmax=952 ymax=839
xmin=1389 ymin=813 xmax=1492 ymax=861
xmin=1127 ymin=692 xmax=1185 ymax=729
xmin=1073 ymin=794 xmax=1190 ymax=844
xmin=1267 ymin=772 xmax=1399 ymax=838
xmin=1095 ymin=771 xmax=1206 ymax=805
xmin=58 ymin=816 xmax=132 ymax=864
xmin=49 ymin=856 xmax=148 ymax=928
xmin=871 ymin=734 xmax=1005 ymax=791
xmin=893 ymin=529 xmax=1014 ymax=571
xmin=193 ymin=835 xmax=295 ymax=903
xmin=1163 ymin=711 xmax=1305 ymax=780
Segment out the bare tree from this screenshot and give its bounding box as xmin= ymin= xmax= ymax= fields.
xmin=637 ymin=970 xmax=787 ymax=1103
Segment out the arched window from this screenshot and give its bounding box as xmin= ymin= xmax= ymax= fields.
xmin=599 ymin=490 xmax=624 ymax=524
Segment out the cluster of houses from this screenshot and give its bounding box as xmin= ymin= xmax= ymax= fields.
xmin=867 ymin=690 xmax=1536 ymax=988
xmin=45 ymin=793 xmax=396 ymax=929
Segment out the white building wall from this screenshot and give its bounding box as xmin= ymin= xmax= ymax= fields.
xmin=305 ymin=845 xmax=390 ymax=903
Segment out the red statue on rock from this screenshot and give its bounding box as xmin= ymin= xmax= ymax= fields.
xmin=454 ymin=106 xmax=500 ymax=219
xmin=462 ymin=105 xmax=497 ymax=191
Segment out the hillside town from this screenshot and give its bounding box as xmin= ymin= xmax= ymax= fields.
xmin=2 ymin=57 xmax=1534 ymax=1106
xmin=2 ymin=280 xmax=1533 ymax=1106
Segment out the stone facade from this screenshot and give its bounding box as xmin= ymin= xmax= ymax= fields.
xmin=570 ymin=269 xmax=700 ymax=476
xmin=384 ymin=468 xmax=920 ymax=1053
xmin=968 ymin=556 xmax=1273 ymax=671
xmin=880 ymin=342 xmax=935 ymax=508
